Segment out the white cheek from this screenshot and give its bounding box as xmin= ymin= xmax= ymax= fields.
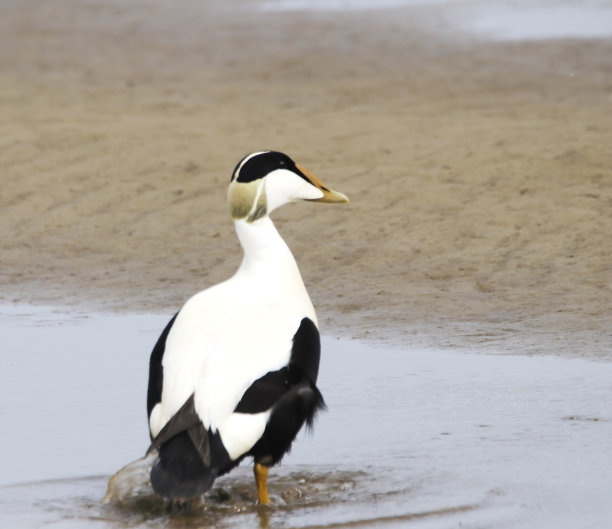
xmin=266 ymin=169 xmax=322 ymax=212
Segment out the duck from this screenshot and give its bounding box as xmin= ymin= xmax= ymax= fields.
xmin=145 ymin=150 xmax=349 ymax=504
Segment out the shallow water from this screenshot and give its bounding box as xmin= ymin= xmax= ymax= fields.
xmin=1 ymin=305 xmax=611 ymax=528
xmin=259 ymin=0 xmax=612 ymax=41
xmin=456 ymin=1 xmax=612 ymax=41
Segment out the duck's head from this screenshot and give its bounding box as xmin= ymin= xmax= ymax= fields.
xmin=228 ymin=151 xmax=349 ymax=222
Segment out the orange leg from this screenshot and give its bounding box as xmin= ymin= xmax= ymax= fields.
xmin=254 ymin=462 xmax=270 ymax=505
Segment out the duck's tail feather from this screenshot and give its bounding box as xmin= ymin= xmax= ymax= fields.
xmin=148 ymin=395 xmax=233 ymax=500
xmin=150 ymin=428 xmax=218 ymax=500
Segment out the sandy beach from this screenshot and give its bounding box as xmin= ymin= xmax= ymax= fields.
xmin=1 ymin=0 xmax=611 ymax=356
xmin=2 ymin=4 xmax=612 ymax=526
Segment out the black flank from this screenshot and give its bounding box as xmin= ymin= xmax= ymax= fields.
xmin=241 ymin=317 xmax=326 ymax=466
xmin=147 ymin=313 xmax=177 ymax=420
xmin=235 ymin=368 xmax=291 ymax=414
xmin=289 ymin=317 xmax=322 ymax=383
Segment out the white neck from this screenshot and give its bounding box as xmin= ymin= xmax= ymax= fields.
xmin=234 ymin=216 xmax=297 ymax=272
xmin=232 ymin=215 xmax=317 ymax=326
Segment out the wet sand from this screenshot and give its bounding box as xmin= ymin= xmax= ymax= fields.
xmin=1 ymin=0 xmax=611 ymax=356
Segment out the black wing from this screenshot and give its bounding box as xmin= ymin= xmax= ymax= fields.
xmin=234 ymin=317 xmax=323 ymax=414
xmin=147 ymin=394 xmax=217 ymax=467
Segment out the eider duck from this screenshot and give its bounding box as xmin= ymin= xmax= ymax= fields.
xmin=146 ymin=151 xmax=349 ymax=504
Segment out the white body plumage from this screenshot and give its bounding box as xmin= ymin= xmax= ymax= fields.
xmin=149 ymin=216 xmax=317 ymax=459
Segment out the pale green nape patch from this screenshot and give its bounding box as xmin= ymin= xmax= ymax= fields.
xmin=228 ymin=179 xmax=267 ymax=222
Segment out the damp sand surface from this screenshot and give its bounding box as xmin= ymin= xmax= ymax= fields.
xmin=1 ymin=306 xmax=611 ymax=528
xmin=1 ymin=0 xmax=612 ymax=357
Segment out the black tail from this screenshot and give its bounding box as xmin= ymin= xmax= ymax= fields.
xmin=151 ymin=429 xmax=218 ymax=500
xmin=148 ymin=395 xmax=234 ymax=500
